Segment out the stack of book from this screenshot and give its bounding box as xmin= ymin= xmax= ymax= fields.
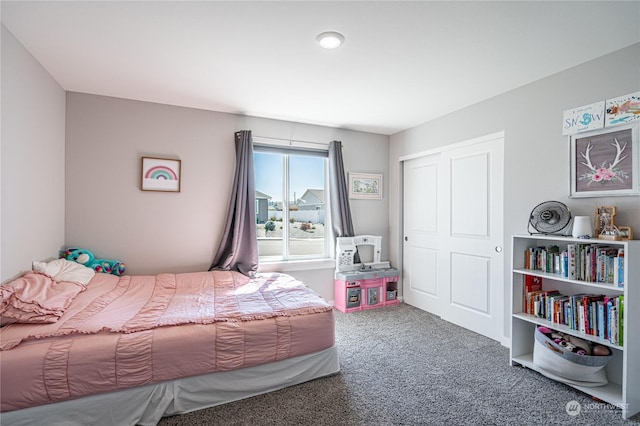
xmin=524 ymin=244 xmax=624 ymax=287
xmin=522 ymin=275 xmax=624 ymax=345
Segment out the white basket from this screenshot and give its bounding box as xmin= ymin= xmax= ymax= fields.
xmin=532 ymin=327 xmax=612 ymax=387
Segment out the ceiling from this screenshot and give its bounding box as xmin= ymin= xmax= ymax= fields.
xmin=2 ymin=1 xmax=639 ymax=135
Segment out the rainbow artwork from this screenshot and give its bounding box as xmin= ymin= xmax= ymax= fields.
xmin=145 ymin=165 xmax=178 ymax=180
xmin=142 ymin=158 xmax=181 ymax=192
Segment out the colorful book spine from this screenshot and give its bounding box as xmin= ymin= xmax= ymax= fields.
xmin=619 ymin=296 xmax=624 ymax=347
xmin=603 ymin=297 xmax=612 ymax=340
xmin=609 ymin=301 xmax=618 ymax=345
xmin=597 ymin=301 xmax=606 ymax=340
xmin=521 ymin=242 xmax=626 ymax=346
xmin=561 ymin=252 xmax=568 ymax=277
xmin=567 ymin=244 xmax=576 ymax=280
xmin=615 ymin=250 xmax=624 ymax=288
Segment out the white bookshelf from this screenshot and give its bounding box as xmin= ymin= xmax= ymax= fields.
xmin=510 ymin=234 xmax=639 ymax=419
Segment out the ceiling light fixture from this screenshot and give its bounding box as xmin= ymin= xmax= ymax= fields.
xmin=316 ymin=31 xmax=345 ymax=49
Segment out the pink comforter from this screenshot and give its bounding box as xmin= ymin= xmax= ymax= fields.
xmin=1 ymin=271 xmax=335 ymax=411
xmin=1 ymin=271 xmax=331 ymax=350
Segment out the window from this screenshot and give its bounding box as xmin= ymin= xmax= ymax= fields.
xmin=254 ymin=144 xmax=328 ymax=262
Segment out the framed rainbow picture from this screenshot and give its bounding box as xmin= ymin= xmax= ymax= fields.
xmin=141 ymin=157 xmax=181 ymax=192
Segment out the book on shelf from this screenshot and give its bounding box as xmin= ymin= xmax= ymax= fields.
xmin=582 ymin=294 xmax=604 ymax=336
xmin=568 ymin=294 xmax=587 ymax=331
xmin=597 ymin=300 xmax=606 ymax=340
xmin=533 ymin=290 xmax=559 ymax=320
xmin=577 ymin=301 xmax=585 ymax=333
xmin=603 ymin=296 xmax=614 ymax=340
xmin=568 ymin=244 xmax=576 ymax=280
xmin=522 ymin=289 xmax=623 ymax=345
xmin=525 ymin=291 xmax=540 ymax=315
xmin=524 ymin=274 xmax=542 ymax=292
xmin=609 ymin=303 xmax=618 ymax=345
xmin=619 ymin=296 xmax=624 ymax=347
xmin=603 ymin=295 xmax=624 ymax=345
xmin=523 ymin=275 xmax=542 ymax=314
xmin=613 ymin=250 xmax=624 ymax=288
xmin=551 ymin=294 xmax=569 ymax=324
xmin=524 ymin=244 xmax=624 ymax=285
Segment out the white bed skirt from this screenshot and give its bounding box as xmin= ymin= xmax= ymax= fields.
xmin=2 ymin=346 xmax=340 ymax=426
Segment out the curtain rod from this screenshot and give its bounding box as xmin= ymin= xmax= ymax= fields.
xmin=253 ymin=135 xmax=330 ymax=147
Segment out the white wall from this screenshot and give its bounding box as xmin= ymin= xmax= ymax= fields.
xmin=65 ymin=93 xmax=389 ymax=300
xmin=1 ymin=24 xmax=66 ymax=282
xmin=389 ymin=43 xmax=640 ymax=342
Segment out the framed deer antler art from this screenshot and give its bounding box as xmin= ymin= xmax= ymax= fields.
xmin=570 ymin=123 xmax=639 ymax=197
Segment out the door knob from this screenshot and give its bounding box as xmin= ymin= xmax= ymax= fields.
xmin=405 ymin=236 xmax=408 ymax=241
xmin=495 ymin=246 xmax=502 ymax=253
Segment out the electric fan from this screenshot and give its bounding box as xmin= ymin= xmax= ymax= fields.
xmin=528 ymin=201 xmax=572 ymax=235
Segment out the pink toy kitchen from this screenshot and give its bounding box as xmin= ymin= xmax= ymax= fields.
xmin=334 ymin=235 xmax=400 ymax=313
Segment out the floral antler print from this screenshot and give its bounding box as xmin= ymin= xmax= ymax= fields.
xmin=579 ymin=143 xmax=596 ymax=172
xmin=578 ymin=138 xmax=629 ymax=185
xmin=608 ymin=138 xmax=627 ymax=169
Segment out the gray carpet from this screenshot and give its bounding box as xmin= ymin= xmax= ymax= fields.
xmin=158 ymin=303 xmax=640 ymax=425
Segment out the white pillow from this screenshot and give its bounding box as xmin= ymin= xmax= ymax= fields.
xmin=32 ymin=258 xmax=95 ymax=285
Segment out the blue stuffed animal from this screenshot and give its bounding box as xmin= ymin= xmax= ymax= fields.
xmin=59 ymin=248 xmax=126 ymax=276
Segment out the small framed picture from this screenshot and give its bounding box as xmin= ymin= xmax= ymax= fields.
xmin=594 ymin=206 xmax=617 ymax=237
xmin=569 ymin=124 xmax=639 ymax=198
xmin=349 ymin=172 xmax=382 ymax=200
xmin=141 ymin=157 xmax=181 ymax=192
xmin=618 ymin=226 xmax=633 ymax=240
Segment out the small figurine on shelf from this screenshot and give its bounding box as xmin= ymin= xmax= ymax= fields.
xmin=598 ymin=208 xmax=622 ymax=241
xmin=618 ymin=226 xmax=634 ymax=240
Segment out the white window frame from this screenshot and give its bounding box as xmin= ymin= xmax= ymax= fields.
xmin=253 ymin=138 xmax=332 ymax=268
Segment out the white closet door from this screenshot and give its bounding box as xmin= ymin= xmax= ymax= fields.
xmin=402 ymin=152 xmax=444 ymax=317
xmin=402 ymin=133 xmax=504 ymax=342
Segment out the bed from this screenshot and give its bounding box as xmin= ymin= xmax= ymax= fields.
xmin=0 ymin=261 xmax=339 ymax=425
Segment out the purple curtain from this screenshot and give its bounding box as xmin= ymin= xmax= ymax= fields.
xmin=209 ymin=130 xmax=258 ymax=277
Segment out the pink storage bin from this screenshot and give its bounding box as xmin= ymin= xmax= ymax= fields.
xmin=384 ymin=277 xmax=399 ymax=306
xmin=333 ymin=279 xmax=362 ymax=313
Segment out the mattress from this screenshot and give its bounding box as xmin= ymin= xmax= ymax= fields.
xmin=2 ymin=346 xmax=340 ymax=426
xmin=1 ymin=270 xmax=335 ymax=413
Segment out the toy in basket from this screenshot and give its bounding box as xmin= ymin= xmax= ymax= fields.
xmin=533 ymin=326 xmax=612 ymax=387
